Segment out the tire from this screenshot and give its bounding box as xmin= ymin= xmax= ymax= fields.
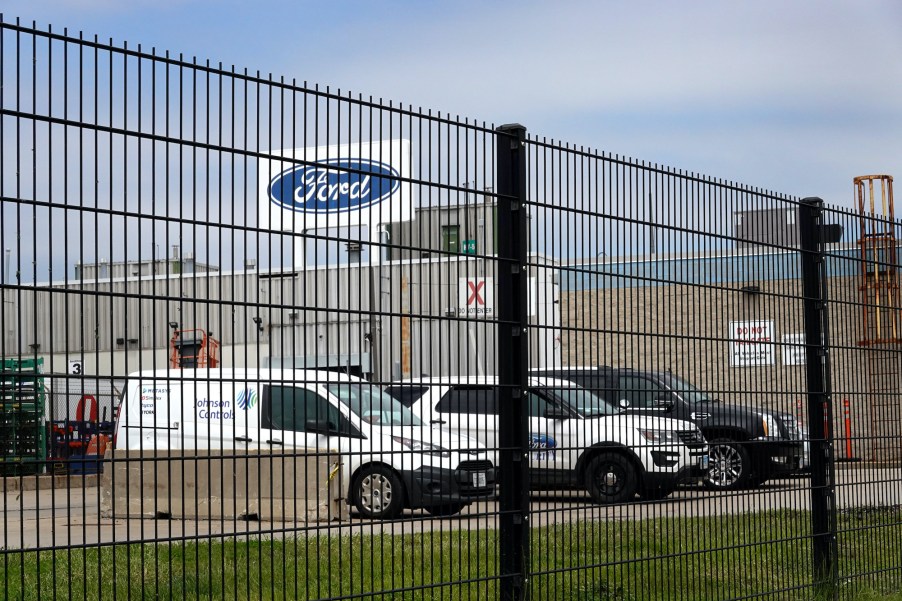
xmin=584 ymin=452 xmax=639 ymax=504
xmin=704 ymin=438 xmax=752 ymax=491
xmin=424 ymin=503 xmax=467 ymax=517
xmin=352 ymin=465 xmax=405 ymax=520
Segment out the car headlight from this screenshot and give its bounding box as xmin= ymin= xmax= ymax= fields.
xmin=761 ymin=414 xmax=780 ymax=438
xmin=638 ymin=429 xmax=680 ymax=444
xmin=391 ymin=436 xmax=451 ymax=458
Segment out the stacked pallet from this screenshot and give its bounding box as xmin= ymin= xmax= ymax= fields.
xmin=0 ymin=358 xmax=47 ymax=476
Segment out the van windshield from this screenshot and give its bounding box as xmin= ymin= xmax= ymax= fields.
xmin=326 ymin=383 xmax=424 ymax=427
xmin=545 ymin=387 xmax=619 ymax=417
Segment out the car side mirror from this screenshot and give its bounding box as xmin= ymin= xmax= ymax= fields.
xmin=619 ymin=399 xmax=630 ymax=409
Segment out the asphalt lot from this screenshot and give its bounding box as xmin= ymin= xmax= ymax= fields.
xmin=2 ymin=467 xmax=900 ymax=551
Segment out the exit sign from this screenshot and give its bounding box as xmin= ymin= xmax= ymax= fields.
xmin=462 ymin=239 xmax=477 ymax=254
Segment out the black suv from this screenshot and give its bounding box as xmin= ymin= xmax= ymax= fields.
xmin=532 ymin=367 xmax=804 ymax=490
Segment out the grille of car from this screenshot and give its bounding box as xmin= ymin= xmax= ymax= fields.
xmin=456 ymin=459 xmax=495 ymax=496
xmin=677 ymin=429 xmax=706 ymax=449
xmin=458 ymin=460 xmax=493 ymax=472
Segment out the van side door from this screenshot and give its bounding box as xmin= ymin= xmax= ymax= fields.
xmin=260 ymin=384 xmax=361 ymax=453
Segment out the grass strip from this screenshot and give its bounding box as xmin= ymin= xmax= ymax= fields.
xmin=2 ymin=508 xmax=901 ymax=600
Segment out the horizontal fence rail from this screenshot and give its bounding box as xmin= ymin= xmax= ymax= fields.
xmin=0 ymin=17 xmax=900 ymax=601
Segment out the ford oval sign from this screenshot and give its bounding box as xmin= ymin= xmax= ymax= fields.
xmin=268 ymin=159 xmax=400 ymax=213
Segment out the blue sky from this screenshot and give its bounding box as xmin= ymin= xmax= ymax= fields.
xmin=2 ymin=0 xmax=902 ymax=276
xmin=3 ymin=0 xmax=901 ymax=209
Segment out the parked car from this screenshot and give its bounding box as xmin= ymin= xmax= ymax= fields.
xmin=114 ymin=369 xmax=496 ymax=519
xmin=532 ymin=367 xmax=805 ymax=490
xmin=385 ymin=376 xmax=708 ymax=503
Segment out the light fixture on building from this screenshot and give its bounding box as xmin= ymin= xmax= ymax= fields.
xmin=252 ymin=316 xmax=264 ymax=332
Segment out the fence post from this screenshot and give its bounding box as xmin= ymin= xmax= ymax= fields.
xmin=798 ymin=196 xmax=839 ymax=597
xmin=496 ymin=123 xmax=530 ymax=601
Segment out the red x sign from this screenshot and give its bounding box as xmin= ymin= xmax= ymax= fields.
xmin=467 ymin=281 xmax=486 ymax=305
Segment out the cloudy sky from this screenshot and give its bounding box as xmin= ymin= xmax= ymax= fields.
xmin=0 ymin=3 xmax=893 ymax=386
xmin=5 ymin=0 xmax=901 ymax=212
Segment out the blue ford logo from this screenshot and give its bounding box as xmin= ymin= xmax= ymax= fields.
xmin=268 ymin=158 xmax=400 ymax=213
xmin=529 ymin=434 xmax=556 ymax=449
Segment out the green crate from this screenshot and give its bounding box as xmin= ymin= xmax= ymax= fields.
xmin=0 ymin=357 xmax=44 ymax=372
xmin=0 ymin=379 xmax=42 ymax=389
xmin=0 ymin=358 xmax=46 ymax=393
xmin=0 ymin=358 xmax=46 ymax=471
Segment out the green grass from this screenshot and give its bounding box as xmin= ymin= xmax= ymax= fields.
xmin=2 ymin=508 xmax=901 ymax=600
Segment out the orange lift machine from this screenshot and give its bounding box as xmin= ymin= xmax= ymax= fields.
xmin=169 ymin=327 xmax=221 ymax=369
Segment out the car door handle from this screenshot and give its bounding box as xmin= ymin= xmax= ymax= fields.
xmin=430 ymin=419 xmax=446 ymax=425
xmin=234 ymin=436 xmax=253 ymax=443
xmin=266 ymin=439 xmax=283 ymax=445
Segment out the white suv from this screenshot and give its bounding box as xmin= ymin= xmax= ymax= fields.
xmin=386 ymin=376 xmax=709 ymax=503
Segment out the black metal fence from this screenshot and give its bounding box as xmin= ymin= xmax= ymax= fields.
xmin=1 ymin=18 xmax=901 ymax=601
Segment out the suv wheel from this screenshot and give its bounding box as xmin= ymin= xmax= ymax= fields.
xmin=584 ymin=452 xmax=638 ymax=504
xmin=352 ymin=465 xmax=405 ymax=520
xmin=704 ymin=438 xmax=751 ymax=490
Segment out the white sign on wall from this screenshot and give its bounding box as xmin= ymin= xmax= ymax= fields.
xmin=458 ymin=277 xmax=495 ymax=318
xmin=259 ymin=140 xmax=411 ymax=265
xmin=781 ymin=333 xmax=806 ymax=366
xmin=67 ymin=359 xmax=84 ymax=375
xmin=455 ymin=277 xmax=546 ymax=318
xmin=729 ymin=320 xmax=775 ymax=367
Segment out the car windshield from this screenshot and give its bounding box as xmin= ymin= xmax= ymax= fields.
xmin=325 ymin=383 xmax=423 ymax=427
xmin=663 ymin=374 xmax=712 ymax=405
xmin=544 ymin=387 xmax=619 ymax=417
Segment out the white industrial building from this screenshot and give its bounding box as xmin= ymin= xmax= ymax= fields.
xmin=3 ymin=202 xmax=561 ymax=421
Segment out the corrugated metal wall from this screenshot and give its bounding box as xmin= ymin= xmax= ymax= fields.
xmin=7 ymin=255 xmax=560 ymax=382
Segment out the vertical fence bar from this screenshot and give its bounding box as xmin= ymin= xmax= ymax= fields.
xmin=799 ymin=196 xmax=839 ymax=596
xmin=496 ymin=123 xmax=529 ymax=601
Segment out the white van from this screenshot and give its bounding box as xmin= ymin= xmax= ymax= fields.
xmin=114 ymin=369 xmax=495 ymax=519
xmin=387 ymin=376 xmax=709 ymax=503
